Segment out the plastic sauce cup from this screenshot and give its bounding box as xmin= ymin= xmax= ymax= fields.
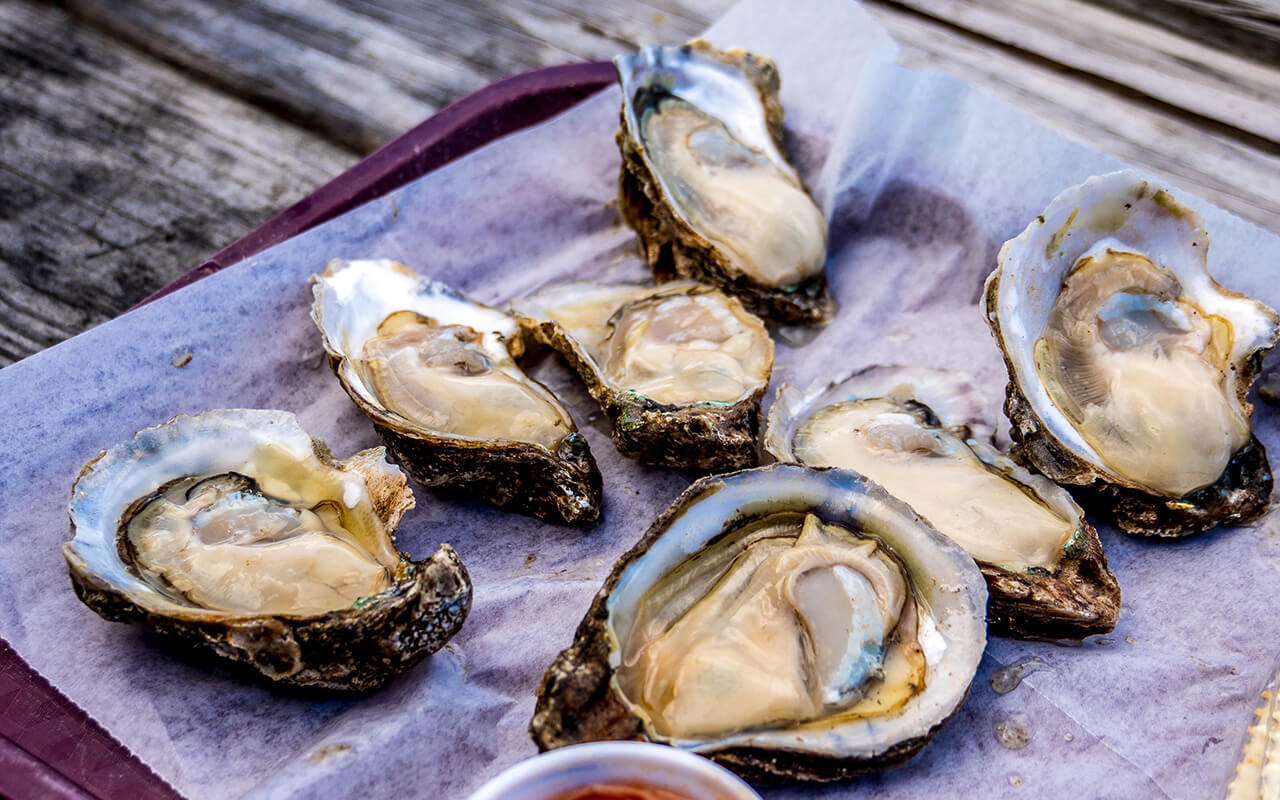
xmin=467 ymin=741 xmax=764 ymax=800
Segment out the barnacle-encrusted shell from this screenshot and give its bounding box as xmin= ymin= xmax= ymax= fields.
xmin=513 ymin=280 xmax=773 ymax=470
xmin=985 ymin=170 xmax=1279 ymax=537
xmin=530 ymin=464 xmax=987 ymax=781
xmin=615 ymin=41 xmax=831 ymax=326
xmin=765 ymin=366 xmax=1120 ymax=639
xmin=63 ymin=409 xmax=471 ymax=691
xmin=311 ymin=259 xmax=601 ymax=524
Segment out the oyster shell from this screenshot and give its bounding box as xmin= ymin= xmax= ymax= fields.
xmin=765 ymin=366 xmax=1120 ymax=639
xmin=311 ymin=259 xmax=602 ymax=524
xmin=986 ymin=170 xmax=1280 ymax=537
xmin=63 ymin=409 xmax=471 ymax=691
xmin=530 ymin=464 xmax=987 ymax=781
xmin=513 ymin=280 xmax=773 ymax=470
xmin=615 ymin=41 xmax=831 ymax=326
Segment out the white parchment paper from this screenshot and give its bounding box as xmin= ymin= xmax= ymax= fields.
xmin=2 ymin=1 xmax=1279 ymax=797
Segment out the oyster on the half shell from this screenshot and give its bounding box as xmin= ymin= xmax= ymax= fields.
xmin=63 ymin=409 xmax=471 ymax=691
xmin=312 ymin=259 xmax=602 ymax=524
xmin=615 ymin=41 xmax=831 ymax=325
xmin=513 ymin=280 xmax=773 ymax=470
xmin=986 ymin=170 xmax=1280 ymax=537
xmin=531 ymin=464 xmax=987 ymax=781
xmin=765 ymin=366 xmax=1120 ymax=639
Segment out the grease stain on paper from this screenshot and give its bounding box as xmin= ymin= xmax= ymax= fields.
xmin=994 ymin=712 xmax=1032 ymax=750
xmin=990 ymin=656 xmax=1047 ymax=695
xmin=309 ymin=743 xmax=353 ymax=764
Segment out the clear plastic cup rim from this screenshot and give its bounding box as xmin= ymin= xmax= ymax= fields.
xmin=466 ymin=741 xmax=763 ymax=800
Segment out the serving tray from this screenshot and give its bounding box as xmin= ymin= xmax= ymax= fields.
xmin=0 ymin=61 xmax=614 ymax=800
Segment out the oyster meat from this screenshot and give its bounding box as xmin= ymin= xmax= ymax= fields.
xmin=986 ymin=170 xmax=1280 ymax=536
xmin=64 ymin=409 xmax=471 ymax=691
xmin=615 ymin=41 xmax=831 ymax=325
xmin=513 ymin=280 xmax=773 ymax=470
xmin=312 ymin=259 xmax=602 ymax=524
xmin=531 ymin=464 xmax=987 ymax=781
xmin=766 ymin=366 xmax=1120 ymax=639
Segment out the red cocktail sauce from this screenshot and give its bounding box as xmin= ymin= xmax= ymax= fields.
xmin=554 ymin=783 xmax=699 ymax=800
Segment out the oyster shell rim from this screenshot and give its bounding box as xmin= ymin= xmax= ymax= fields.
xmin=310 ymin=259 xmax=603 ymax=525
xmin=763 ymin=366 xmax=1121 ymax=639
xmin=982 ymin=170 xmax=1279 ymax=536
xmin=614 ymin=40 xmax=834 ymax=326
xmin=530 ymin=463 xmax=988 ymax=781
xmin=63 ymin=408 xmax=473 ymax=691
xmin=514 ymin=280 xmax=773 ymax=471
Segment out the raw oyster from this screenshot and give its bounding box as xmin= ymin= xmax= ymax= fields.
xmin=312 ymin=259 xmax=602 ymax=524
xmin=63 ymin=409 xmax=471 ymax=691
xmin=531 ymin=464 xmax=987 ymax=781
xmin=512 ymin=280 xmax=773 ymax=470
xmin=986 ymin=170 xmax=1280 ymax=536
xmin=765 ymin=366 xmax=1120 ymax=639
xmin=615 ymin=41 xmax=831 ymax=326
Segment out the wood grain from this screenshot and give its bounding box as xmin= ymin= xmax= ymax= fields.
xmin=862 ymin=0 xmax=1280 ymax=231
xmin=2 ymin=0 xmax=1279 ymax=366
xmin=0 ymin=0 xmax=354 ymax=365
xmin=1083 ymin=0 xmax=1280 ymax=66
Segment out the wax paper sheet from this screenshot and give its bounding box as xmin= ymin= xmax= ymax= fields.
xmin=2 ymin=1 xmax=1279 ymax=797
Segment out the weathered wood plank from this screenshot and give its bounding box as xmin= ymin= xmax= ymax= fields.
xmin=0 ymin=0 xmax=354 ymax=366
xmin=891 ymin=0 xmax=1280 ymax=145
xmin=6 ymin=0 xmax=1280 ymax=369
xmin=862 ymin=0 xmax=1280 ymax=231
xmin=61 ymin=0 xmax=723 ymax=155
xmin=1086 ymin=0 xmax=1280 ymax=66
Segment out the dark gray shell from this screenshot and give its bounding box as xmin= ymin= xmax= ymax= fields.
xmin=64 ymin=410 xmax=471 ymax=691
xmin=531 ymin=464 xmax=987 ymax=782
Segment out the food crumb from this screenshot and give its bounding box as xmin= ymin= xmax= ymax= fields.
xmin=170 ymin=348 xmax=193 ymax=368
xmin=308 ymin=743 xmax=353 ymax=764
xmin=524 ymin=553 xmax=537 ymax=568
xmin=993 ymin=712 xmax=1032 ymax=750
xmin=1007 ymin=774 xmax=1025 ymax=788
xmin=1124 ymin=635 xmax=1137 ymax=645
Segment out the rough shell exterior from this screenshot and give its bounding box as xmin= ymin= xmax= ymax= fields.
xmin=332 ymin=350 xmax=604 ymax=524
xmin=63 ymin=412 xmax=472 ymax=692
xmin=531 ymin=464 xmax=987 ymax=781
xmin=518 ymin=314 xmax=766 ymax=471
xmin=310 ymin=260 xmax=603 ymax=525
xmin=69 ymin=540 xmax=470 ymax=692
xmin=764 ymin=369 xmax=1120 ymax=639
xmin=616 ymin=42 xmax=833 ymax=326
xmin=984 ymin=271 xmax=1274 ymax=538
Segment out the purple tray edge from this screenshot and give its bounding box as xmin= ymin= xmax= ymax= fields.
xmin=4 ymin=59 xmax=615 ymax=800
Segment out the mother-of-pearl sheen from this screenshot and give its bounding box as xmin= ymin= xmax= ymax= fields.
xmin=1036 ymin=249 xmax=1247 ymax=497
xmin=625 ymin=515 xmax=907 ymax=738
xmin=358 ymin=323 xmax=570 ymax=448
xmin=602 ymin=293 xmax=768 ymax=406
xmin=130 ymin=491 xmax=390 ymax=616
xmin=642 ymin=100 xmax=826 ymax=288
xmin=793 ymin=401 xmax=1073 ymax=570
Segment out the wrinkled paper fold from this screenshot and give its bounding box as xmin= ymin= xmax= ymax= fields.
xmin=2 ymin=0 xmax=1278 ymax=797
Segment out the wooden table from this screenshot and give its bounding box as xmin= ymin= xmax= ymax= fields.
xmin=1 ymin=0 xmax=1277 ymax=367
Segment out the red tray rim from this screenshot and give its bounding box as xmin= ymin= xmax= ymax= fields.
xmin=2 ymin=59 xmax=615 ymax=800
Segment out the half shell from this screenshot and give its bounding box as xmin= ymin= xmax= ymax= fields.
xmin=513 ymin=280 xmax=773 ymax=470
xmin=985 ymin=171 xmax=1279 ymax=536
xmin=64 ymin=409 xmax=471 ymax=691
xmin=615 ymin=41 xmax=831 ymax=325
xmin=765 ymin=366 xmax=1120 ymax=639
xmin=312 ymin=259 xmax=602 ymax=524
xmin=531 ymin=464 xmax=987 ymax=781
